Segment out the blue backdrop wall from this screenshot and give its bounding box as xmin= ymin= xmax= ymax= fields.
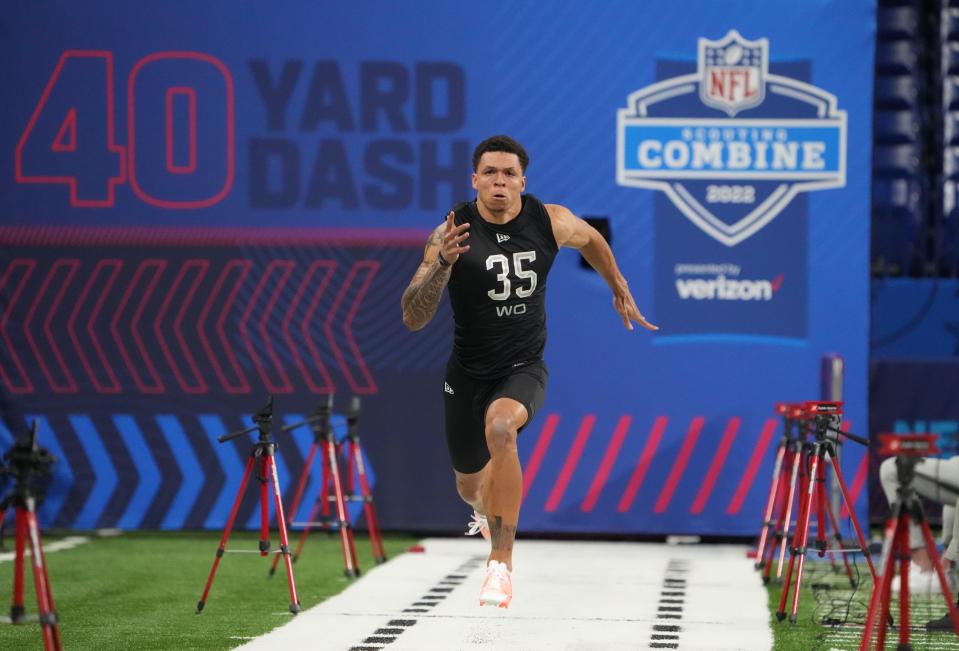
xmin=0 ymin=1 xmax=875 ymax=535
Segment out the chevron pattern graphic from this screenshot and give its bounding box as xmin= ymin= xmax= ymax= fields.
xmin=0 ymin=256 xmax=382 ymax=395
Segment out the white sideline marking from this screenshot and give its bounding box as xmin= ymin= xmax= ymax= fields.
xmin=0 ymin=535 xmax=90 ymax=563
xmin=236 ymin=538 xmax=773 ymax=650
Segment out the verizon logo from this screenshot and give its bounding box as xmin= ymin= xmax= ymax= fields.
xmin=676 ymin=274 xmax=783 ymax=301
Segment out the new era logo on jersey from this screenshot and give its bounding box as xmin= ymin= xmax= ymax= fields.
xmin=444 ymin=382 xmax=455 ymax=395
xmin=496 ymin=233 xmax=510 ymax=244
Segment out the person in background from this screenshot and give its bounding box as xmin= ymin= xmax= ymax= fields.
xmin=879 ymin=454 xmax=959 ymax=629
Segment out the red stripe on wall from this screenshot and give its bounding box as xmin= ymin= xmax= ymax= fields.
xmin=580 ymin=415 xmax=632 ymax=512
xmin=522 ymin=414 xmax=560 ymax=500
xmin=725 ymin=418 xmax=779 ymax=514
xmin=544 ymin=415 xmax=596 ymax=512
xmin=617 ymin=416 xmax=668 ymax=512
xmin=654 ymin=417 xmax=705 ymax=513
xmin=0 ymin=226 xmax=430 ymax=247
xmin=690 ymin=417 xmax=741 ymax=514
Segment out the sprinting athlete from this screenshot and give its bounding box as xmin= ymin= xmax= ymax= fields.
xmin=401 ymin=134 xmax=657 ymax=607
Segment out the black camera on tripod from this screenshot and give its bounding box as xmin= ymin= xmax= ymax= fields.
xmin=804 ymin=401 xmax=869 ymax=447
xmin=1 ymin=421 xmax=56 ymax=501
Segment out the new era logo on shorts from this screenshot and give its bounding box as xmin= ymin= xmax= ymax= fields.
xmin=444 ymin=382 xmax=455 ymax=395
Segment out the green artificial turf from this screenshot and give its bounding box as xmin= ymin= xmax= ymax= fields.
xmin=765 ymin=558 xmax=959 ymax=650
xmin=0 ymin=530 xmax=415 ymax=650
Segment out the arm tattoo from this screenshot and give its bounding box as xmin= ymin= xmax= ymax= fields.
xmin=402 ymin=228 xmax=452 ymax=331
xmin=488 ymin=515 xmax=517 ymax=552
xmin=425 ymin=228 xmax=441 ymax=252
xmin=401 ymin=262 xmax=451 ymax=330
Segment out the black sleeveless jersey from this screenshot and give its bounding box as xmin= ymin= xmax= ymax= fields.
xmin=447 ymin=194 xmax=559 ymax=379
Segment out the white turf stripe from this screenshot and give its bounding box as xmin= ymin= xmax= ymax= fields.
xmin=0 ymin=535 xmax=89 ymax=563
xmin=236 ymin=538 xmax=772 ymax=650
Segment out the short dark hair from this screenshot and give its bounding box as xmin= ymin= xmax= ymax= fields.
xmin=472 ymin=135 xmax=529 ymax=173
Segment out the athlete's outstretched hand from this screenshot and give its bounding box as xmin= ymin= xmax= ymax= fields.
xmin=441 ymin=210 xmax=470 ymax=265
xmin=613 ymin=286 xmax=658 ymax=332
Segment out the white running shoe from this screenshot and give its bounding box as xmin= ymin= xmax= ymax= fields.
xmin=890 ymin=561 xmax=959 ymax=595
xmin=479 ymin=560 xmax=512 ymax=608
xmin=465 ymin=511 xmax=491 ymax=542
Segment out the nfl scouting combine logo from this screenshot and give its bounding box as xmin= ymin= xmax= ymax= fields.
xmin=616 ymin=30 xmax=846 ymax=247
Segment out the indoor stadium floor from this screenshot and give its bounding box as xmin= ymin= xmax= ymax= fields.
xmin=237 ymin=538 xmax=772 ymax=650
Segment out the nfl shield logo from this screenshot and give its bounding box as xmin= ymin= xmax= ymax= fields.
xmin=699 ymin=30 xmax=767 ymax=116
xmin=617 ymin=29 xmax=845 ymax=246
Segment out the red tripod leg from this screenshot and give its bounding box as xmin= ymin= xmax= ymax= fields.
xmin=756 ymin=441 xmax=787 ymax=569
xmin=814 ymin=461 xmax=831 ymax=561
xmin=824 ymin=497 xmax=856 ymax=586
xmin=813 ymin=462 xmax=843 ymax=579
xmin=788 ymin=450 xmax=822 ymax=623
xmin=327 ymin=439 xmax=359 ymax=577
xmin=23 ymin=504 xmax=61 ymax=651
xmin=350 ymin=440 xmax=386 ymax=563
xmin=776 ymin=446 xmax=804 ymax=582
xmin=918 ymin=514 xmax=959 ymax=636
xmin=877 ymin=514 xmax=908 ymax=651
xmin=11 ymin=508 xmax=25 ymax=622
xmin=197 ymin=454 xmax=255 ymax=613
xmin=827 ymin=453 xmax=878 ymax=582
xmin=266 ymin=455 xmax=300 ymax=614
xmin=26 ymin=499 xmax=60 ymax=650
xmin=763 ymin=446 xmax=793 ymax=582
xmin=292 ymin=445 xmax=331 ymax=564
xmin=292 ymin=497 xmax=322 ymax=563
xmin=320 ymin=443 xmax=331 ymax=521
xmin=897 ymin=518 xmax=910 ymax=650
xmin=259 ymin=455 xmax=271 ymax=556
xmin=271 ymin=441 xmax=319 ymax=575
xmin=859 ymin=508 xmax=901 ymax=651
xmin=777 ymin=449 xmax=815 ymax=621
xmin=287 ymin=442 xmax=318 ymax=526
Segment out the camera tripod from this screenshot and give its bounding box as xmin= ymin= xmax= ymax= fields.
xmin=270 ymin=394 xmax=359 ymax=578
xmin=271 ymin=395 xmax=385 ymax=578
xmin=342 ymin=396 xmax=386 ymax=565
xmin=755 ymin=403 xmax=807 ymax=585
xmin=196 ymin=396 xmax=300 ymax=615
xmin=0 ymin=420 xmax=61 ymax=651
xmin=860 ymin=435 xmax=959 ymax=650
xmin=776 ymin=401 xmax=877 ymax=624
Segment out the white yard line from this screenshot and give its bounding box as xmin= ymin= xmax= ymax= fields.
xmin=0 ymin=535 xmax=90 ymax=563
xmin=236 ymin=538 xmax=772 ymax=650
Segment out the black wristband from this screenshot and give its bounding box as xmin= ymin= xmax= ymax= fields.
xmin=436 ymin=251 xmax=451 ymax=267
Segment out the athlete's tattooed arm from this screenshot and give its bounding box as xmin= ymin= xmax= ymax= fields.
xmin=401 ymin=225 xmax=451 ymax=331
xmin=401 ymin=211 xmax=470 ymax=331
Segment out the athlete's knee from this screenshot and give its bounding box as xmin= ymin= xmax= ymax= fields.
xmin=456 ymin=474 xmax=482 ymax=504
xmin=485 ymin=417 xmax=518 ymax=454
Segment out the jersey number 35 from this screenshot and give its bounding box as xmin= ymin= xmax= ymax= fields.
xmin=486 ymin=252 xmax=537 ymax=301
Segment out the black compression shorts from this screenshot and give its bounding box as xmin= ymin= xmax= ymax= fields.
xmin=443 ymin=355 xmax=548 ymax=474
